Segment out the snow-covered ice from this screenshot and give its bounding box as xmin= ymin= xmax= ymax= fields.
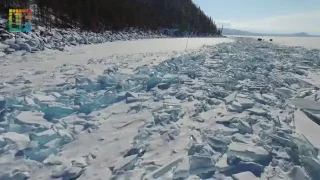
xmin=1 ymin=35 xmax=320 ymax=179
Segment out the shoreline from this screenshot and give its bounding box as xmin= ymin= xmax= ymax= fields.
xmin=0 ymin=26 xmax=226 ymax=56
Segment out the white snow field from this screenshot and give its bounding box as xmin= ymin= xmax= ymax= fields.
xmin=227 ymin=36 xmax=320 ymax=50
xmin=1 ymin=36 xmax=320 ymax=180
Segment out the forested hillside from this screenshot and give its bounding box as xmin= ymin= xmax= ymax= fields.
xmin=3 ymin=0 xmax=219 ymax=35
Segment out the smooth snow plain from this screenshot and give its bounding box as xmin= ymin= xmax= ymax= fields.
xmin=1 ymin=36 xmax=320 ymax=180
xmin=228 ymin=35 xmax=320 ymax=50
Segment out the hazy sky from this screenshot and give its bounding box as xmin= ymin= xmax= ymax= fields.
xmin=192 ymin=0 xmax=320 ymax=35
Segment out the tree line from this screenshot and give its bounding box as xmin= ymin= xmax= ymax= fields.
xmin=3 ymin=0 xmax=221 ymax=35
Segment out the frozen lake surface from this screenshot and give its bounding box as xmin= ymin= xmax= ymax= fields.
xmin=0 ymin=37 xmax=232 ymax=95
xmin=229 ymin=35 xmax=320 ymax=50
xmin=270 ymin=36 xmax=320 ymax=50
xmin=1 ymin=37 xmax=320 ymax=179
xmin=64 ymin=37 xmax=233 ymax=55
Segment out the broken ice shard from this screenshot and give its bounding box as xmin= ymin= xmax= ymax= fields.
xmin=157 ymin=83 xmax=170 ymax=90
xmin=78 ymin=102 xmax=98 ymax=115
xmin=95 ymin=92 xmax=119 ymax=107
xmin=146 ymin=77 xmax=162 ymax=90
xmin=173 ymin=156 xmax=190 ymax=180
xmin=275 ymin=87 xmax=294 ymax=98
xmin=144 ymin=157 xmax=183 ymax=179
xmin=2 ymin=132 xmax=30 ymax=150
xmin=43 ymin=154 xmax=63 ymax=166
xmin=15 ymin=111 xmax=52 ymax=129
xmin=52 ymin=92 xmax=62 ymax=99
xmin=111 ymin=155 xmax=138 ymax=174
xmin=42 ymin=102 xmax=74 ymax=120
xmin=205 ymin=135 xmax=231 ymax=153
xmin=224 ymin=91 xmax=238 ymax=104
xmin=236 ymin=97 xmax=254 ymax=110
xmin=301 ymin=156 xmax=320 ymax=179
xmin=246 ymin=108 xmax=267 ymax=117
xmin=51 ymin=166 xmax=84 ymax=179
xmin=162 ymin=74 xmax=177 ymax=84
xmin=62 ymin=167 xmax=85 ymax=179
xmin=227 ymin=142 xmax=271 ymax=165
xmin=98 ymin=75 xmax=118 ymax=88
xmin=0 ymin=96 xmax=5 ymax=110
xmin=289 ymin=98 xmax=320 ymax=112
xmin=228 ymin=101 xmax=243 ymax=113
xmin=288 ymin=166 xmax=311 ymax=180
xmin=29 ymin=129 xmax=60 ymax=145
xmin=0 ymin=135 xmax=7 ymax=148
xmin=189 ymin=155 xmax=216 ymax=176
xmin=290 ymin=133 xmax=317 ymax=157
xmin=32 ymin=93 xmax=56 ymax=102
xmin=231 ymin=171 xmax=260 ymax=180
xmin=237 ymin=120 xmax=253 ymax=134
xmin=175 ymin=90 xmax=188 ymax=100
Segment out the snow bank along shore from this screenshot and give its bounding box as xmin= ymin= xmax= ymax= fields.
xmin=1 ymin=36 xmax=320 ymax=180
xmin=0 ymin=25 xmax=225 ymax=57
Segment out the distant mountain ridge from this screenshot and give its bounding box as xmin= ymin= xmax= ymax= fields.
xmin=222 ymin=28 xmax=320 ymax=37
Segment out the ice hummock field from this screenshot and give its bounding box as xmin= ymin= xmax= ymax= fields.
xmin=1 ymin=35 xmax=320 ymax=180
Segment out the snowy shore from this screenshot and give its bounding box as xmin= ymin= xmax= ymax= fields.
xmin=0 ymin=26 xmax=226 ymax=57
xmin=1 ymin=36 xmax=320 ymax=180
